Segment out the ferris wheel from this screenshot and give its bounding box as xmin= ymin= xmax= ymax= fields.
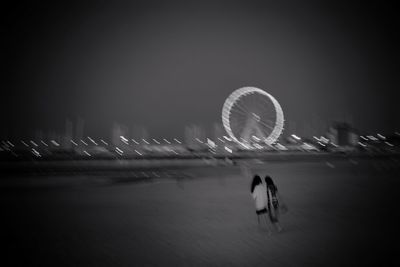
xmin=221 ymin=87 xmax=284 ymax=148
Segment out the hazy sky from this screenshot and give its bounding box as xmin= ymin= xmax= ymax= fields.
xmin=1 ymin=1 xmax=398 ymax=139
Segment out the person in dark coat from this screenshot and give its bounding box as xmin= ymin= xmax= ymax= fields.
xmin=264 ymin=175 xmax=283 ymax=232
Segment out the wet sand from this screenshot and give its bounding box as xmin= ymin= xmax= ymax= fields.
xmin=1 ymin=158 xmax=399 ymax=266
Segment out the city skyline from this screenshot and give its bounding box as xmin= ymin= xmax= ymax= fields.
xmin=1 ymin=115 xmax=395 ymax=144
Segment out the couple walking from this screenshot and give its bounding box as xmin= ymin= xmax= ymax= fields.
xmin=251 ymin=174 xmax=284 ymax=233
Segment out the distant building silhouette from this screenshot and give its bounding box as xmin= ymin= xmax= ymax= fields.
xmin=184 ymin=124 xmax=206 ymax=150
xmin=213 ymin=122 xmax=226 ymax=152
xmin=75 ymin=117 xmax=85 ymax=142
xmin=327 ymin=122 xmax=358 ymax=147
xmin=131 ymin=125 xmax=149 ymax=144
xmin=111 ymin=123 xmax=129 ymax=147
xmin=62 ymin=119 xmax=73 ymax=150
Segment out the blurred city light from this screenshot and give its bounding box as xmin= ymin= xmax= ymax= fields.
xmin=241 ymin=143 xmax=251 ymax=149
xmin=301 ymin=142 xmax=318 ymax=151
xmin=173 ymin=138 xmax=181 ymax=144
xmin=83 ymin=150 xmax=91 ymax=156
xmin=80 ymin=140 xmax=88 ymax=146
xmin=40 ymin=140 xmax=49 ymax=146
xmin=131 ymin=139 xmax=139 ymax=145
xmin=115 ymin=147 xmax=124 ymax=156
xmin=207 ymin=138 xmax=216 ymax=148
xmin=276 ymin=143 xmax=288 ymax=150
xmin=32 ymin=148 xmax=41 ymax=157
xmin=30 ymin=140 xmax=38 ymax=147
xmin=21 ymin=140 xmax=29 ymax=147
xmin=320 ymin=136 xmax=329 ymax=143
xmin=291 ymin=134 xmax=301 ymax=140
xmin=377 ymin=133 xmax=386 ymax=140
xmin=88 ymin=136 xmax=98 ymax=145
xmin=253 ymin=143 xmax=263 ymax=149
xmin=100 ymin=139 xmax=108 ymax=146
xmin=385 ymin=141 xmax=394 ymax=147
xmin=120 ymin=136 xmax=129 ymax=145
xmin=317 ymin=141 xmax=326 ymax=147
xmin=163 ymin=138 xmax=171 ymax=144
xmin=51 ymin=140 xmax=60 ymax=146
xmin=223 ymin=136 xmax=231 ymax=141
xmin=152 ymin=139 xmax=160 ymax=144
xmin=358 ymin=141 xmax=367 ymax=147
xmin=7 ymin=141 xmax=15 ymax=147
xmin=224 ymin=146 xmax=232 ymax=153
xmin=142 ymin=139 xmax=150 ymax=145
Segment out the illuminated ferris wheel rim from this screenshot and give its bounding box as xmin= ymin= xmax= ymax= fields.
xmin=222 ymin=86 xmax=285 ymax=147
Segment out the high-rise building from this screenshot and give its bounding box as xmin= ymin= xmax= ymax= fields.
xmin=327 ymin=122 xmax=358 ymax=147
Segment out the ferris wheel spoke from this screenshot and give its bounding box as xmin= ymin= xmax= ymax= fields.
xmin=231 ymin=104 xmax=248 ymax=115
xmin=237 ymin=112 xmax=249 ymax=127
xmin=264 ymin=119 xmax=275 ymax=127
xmin=231 ymin=116 xmax=245 ymax=129
xmin=251 ymin=94 xmax=260 ymax=113
xmin=245 ymin=96 xmax=256 ymax=112
xmin=252 ymin=101 xmax=265 ymax=118
xmin=258 ymin=120 xmax=274 ymax=131
xmin=247 ymin=94 xmax=255 ymax=110
xmin=235 ymin=101 xmax=252 ymax=114
xmin=231 ymin=118 xmax=248 ymax=133
xmin=258 ymin=98 xmax=271 ymax=115
xmin=231 ymin=116 xmax=247 ymax=132
xmin=231 ymin=107 xmax=248 ymax=117
xmin=260 ymin=104 xmax=275 ymax=122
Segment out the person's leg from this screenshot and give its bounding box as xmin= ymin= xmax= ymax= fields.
xmin=263 ymin=213 xmax=272 ymax=234
xmin=272 ymin=207 xmax=282 ymax=232
xmin=273 ymin=222 xmax=282 ymax=232
xmin=267 ymin=207 xmax=282 ymax=232
xmin=268 ymin=207 xmax=277 ymax=223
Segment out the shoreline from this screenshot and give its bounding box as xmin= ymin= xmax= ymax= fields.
xmin=1 ymin=152 xmax=399 ymax=177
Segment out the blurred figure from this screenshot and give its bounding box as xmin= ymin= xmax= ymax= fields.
xmin=251 ymin=175 xmax=270 ymax=233
xmin=264 ymin=175 xmax=285 ymax=232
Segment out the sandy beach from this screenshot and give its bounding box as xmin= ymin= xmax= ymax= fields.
xmin=1 ymin=157 xmax=399 ymax=266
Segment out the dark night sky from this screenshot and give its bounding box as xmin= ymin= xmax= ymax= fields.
xmin=1 ymin=1 xmax=398 ymax=139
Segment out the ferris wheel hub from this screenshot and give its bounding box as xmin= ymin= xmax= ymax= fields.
xmin=251 ymin=113 xmax=261 ymax=122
